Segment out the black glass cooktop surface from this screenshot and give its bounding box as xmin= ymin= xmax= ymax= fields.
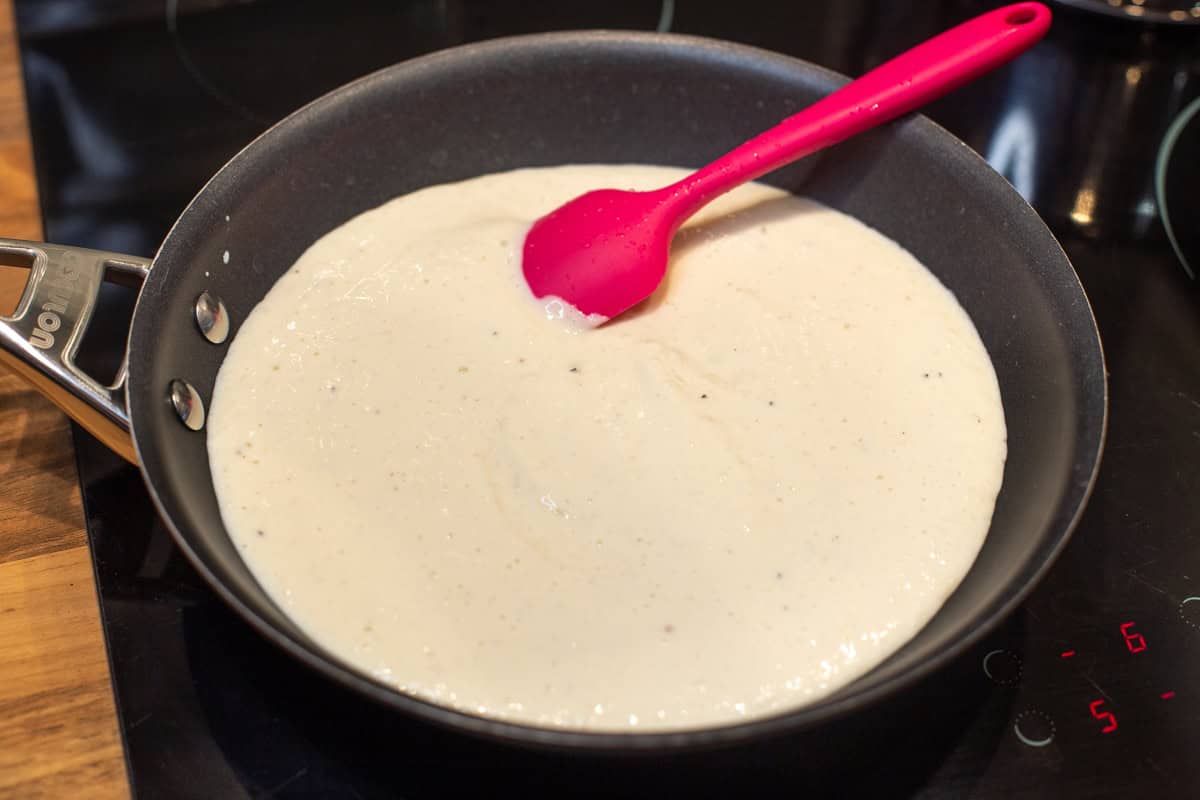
xmin=15 ymin=1 xmax=1200 ymax=796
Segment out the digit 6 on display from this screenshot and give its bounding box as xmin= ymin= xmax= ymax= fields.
xmin=1120 ymin=622 xmax=1146 ymax=654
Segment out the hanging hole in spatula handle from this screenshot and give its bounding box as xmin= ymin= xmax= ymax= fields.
xmin=1006 ymin=6 xmax=1041 ymax=25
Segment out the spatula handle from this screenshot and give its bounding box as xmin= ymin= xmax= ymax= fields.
xmin=666 ymin=2 xmax=1052 ymax=219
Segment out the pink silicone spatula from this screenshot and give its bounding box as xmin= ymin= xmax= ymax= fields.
xmin=522 ymin=2 xmax=1051 ymax=321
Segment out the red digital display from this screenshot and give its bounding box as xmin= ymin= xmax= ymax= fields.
xmin=1120 ymin=622 xmax=1147 ymax=653
xmin=1162 ymin=691 xmax=1176 ymax=700
xmin=1090 ymin=699 xmax=1118 ymax=733
xmin=1060 ymin=649 xmax=1076 ymax=658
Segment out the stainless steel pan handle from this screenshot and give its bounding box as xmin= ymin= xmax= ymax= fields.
xmin=0 ymin=238 xmax=149 ymax=463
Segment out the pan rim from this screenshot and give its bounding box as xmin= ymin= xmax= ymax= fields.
xmin=126 ymin=29 xmax=1109 ymax=752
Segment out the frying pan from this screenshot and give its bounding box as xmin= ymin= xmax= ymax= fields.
xmin=0 ymin=32 xmax=1106 ymax=750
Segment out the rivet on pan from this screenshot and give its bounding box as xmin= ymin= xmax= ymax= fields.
xmin=169 ymin=379 xmax=206 ymax=431
xmin=194 ymin=291 xmax=229 ymax=344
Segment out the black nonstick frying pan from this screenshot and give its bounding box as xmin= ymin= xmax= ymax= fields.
xmin=0 ymin=32 xmax=1106 ymax=750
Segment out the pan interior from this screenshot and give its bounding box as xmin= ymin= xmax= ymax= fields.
xmin=126 ymin=32 xmax=1105 ymax=745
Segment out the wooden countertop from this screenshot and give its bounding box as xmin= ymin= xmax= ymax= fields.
xmin=0 ymin=1 xmax=129 ymax=797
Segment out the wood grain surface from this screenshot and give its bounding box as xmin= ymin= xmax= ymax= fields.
xmin=0 ymin=0 xmax=129 ymax=796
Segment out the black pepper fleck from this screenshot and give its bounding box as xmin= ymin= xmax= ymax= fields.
xmin=256 ymin=529 xmax=265 ymax=537
xmin=700 ymin=393 xmax=708 ymax=399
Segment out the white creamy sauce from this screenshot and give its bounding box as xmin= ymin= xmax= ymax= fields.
xmin=207 ymin=165 xmax=1006 ymax=732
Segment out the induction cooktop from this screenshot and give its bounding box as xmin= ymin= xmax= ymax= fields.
xmin=15 ymin=1 xmax=1200 ymax=796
